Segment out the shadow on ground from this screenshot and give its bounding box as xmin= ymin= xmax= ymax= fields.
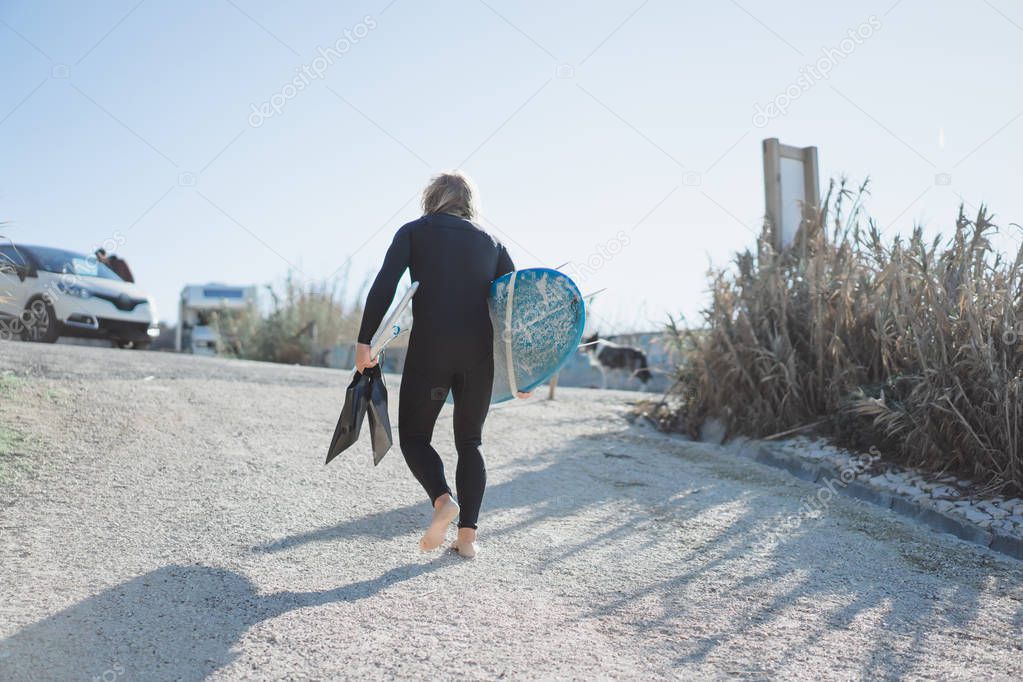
xmin=5 ymin=425 xmax=1023 ymax=678
xmin=254 ymin=426 xmax=1023 ymax=676
xmin=0 ymin=561 xmax=450 ymax=680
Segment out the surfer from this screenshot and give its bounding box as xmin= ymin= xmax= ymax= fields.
xmin=355 ymin=171 xmax=529 ymax=559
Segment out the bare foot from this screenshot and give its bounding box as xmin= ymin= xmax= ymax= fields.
xmin=419 ymin=496 xmax=459 ymax=551
xmin=451 ymin=528 xmax=478 ymax=559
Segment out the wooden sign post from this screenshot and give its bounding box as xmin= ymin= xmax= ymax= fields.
xmin=763 ymin=138 xmax=820 ymax=251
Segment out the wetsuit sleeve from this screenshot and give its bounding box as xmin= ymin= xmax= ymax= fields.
xmin=357 ymin=226 xmax=412 ymax=345
xmin=495 ymin=243 xmax=515 ymax=279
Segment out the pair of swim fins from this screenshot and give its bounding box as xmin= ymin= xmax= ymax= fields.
xmin=325 ymin=365 xmax=393 ymax=466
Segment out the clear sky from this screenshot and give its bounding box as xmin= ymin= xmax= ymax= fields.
xmin=2 ymin=0 xmax=1021 ymax=331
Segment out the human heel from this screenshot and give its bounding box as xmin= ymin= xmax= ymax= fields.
xmin=419 ymin=498 xmax=459 ymax=551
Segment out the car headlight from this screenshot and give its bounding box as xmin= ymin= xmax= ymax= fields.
xmin=57 ymin=282 xmax=93 ymax=299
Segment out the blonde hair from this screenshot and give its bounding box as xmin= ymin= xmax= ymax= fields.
xmin=421 ymin=170 xmax=478 ymax=219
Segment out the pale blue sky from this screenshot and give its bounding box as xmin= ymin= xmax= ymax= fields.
xmin=2 ymin=0 xmax=1022 ymax=330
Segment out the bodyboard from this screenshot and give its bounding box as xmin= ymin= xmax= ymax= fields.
xmin=488 ymin=268 xmax=585 ymax=403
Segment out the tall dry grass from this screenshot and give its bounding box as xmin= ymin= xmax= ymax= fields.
xmin=214 ymin=270 xmax=367 ymax=365
xmin=665 ymin=179 xmax=1023 ymax=494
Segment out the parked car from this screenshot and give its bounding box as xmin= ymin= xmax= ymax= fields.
xmin=0 ymin=243 xmax=159 ymax=348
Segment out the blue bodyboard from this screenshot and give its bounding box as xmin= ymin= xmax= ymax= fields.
xmin=487 ymin=268 xmax=586 ymax=403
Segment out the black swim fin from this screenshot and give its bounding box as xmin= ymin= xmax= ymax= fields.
xmin=365 ymin=368 xmax=393 ymax=465
xmin=325 ymin=368 xmax=372 ymax=464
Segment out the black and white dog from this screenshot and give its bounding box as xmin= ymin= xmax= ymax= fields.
xmin=581 ymin=333 xmax=652 ymax=389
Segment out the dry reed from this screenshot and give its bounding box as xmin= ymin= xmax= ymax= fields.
xmin=664 ymin=179 xmax=1023 ymax=494
xmin=214 ymin=268 xmax=367 ymax=365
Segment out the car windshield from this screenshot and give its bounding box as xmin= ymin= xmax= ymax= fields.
xmin=26 ymin=246 xmax=124 ymax=281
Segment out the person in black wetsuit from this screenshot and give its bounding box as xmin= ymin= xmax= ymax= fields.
xmin=355 ymin=171 xmax=531 ymax=558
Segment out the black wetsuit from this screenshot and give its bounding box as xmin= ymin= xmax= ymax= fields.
xmin=358 ymin=212 xmax=515 ymax=529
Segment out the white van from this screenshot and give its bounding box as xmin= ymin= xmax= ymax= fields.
xmin=0 ymin=243 xmax=159 ymax=348
xmin=176 ymin=283 xmax=257 ymax=356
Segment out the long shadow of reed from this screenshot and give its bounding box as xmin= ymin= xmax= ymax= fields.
xmin=576 ymin=453 xmax=1023 ymax=677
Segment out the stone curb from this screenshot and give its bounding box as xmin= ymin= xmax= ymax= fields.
xmin=724 ymin=438 xmax=1023 ymax=563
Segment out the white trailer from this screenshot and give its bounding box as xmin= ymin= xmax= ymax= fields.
xmin=175 ymin=283 xmax=257 ymax=355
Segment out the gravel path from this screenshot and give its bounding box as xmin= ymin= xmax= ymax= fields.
xmin=1 ymin=342 xmax=1022 ymax=680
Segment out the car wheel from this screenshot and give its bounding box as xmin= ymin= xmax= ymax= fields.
xmin=21 ymin=298 xmax=59 ymax=343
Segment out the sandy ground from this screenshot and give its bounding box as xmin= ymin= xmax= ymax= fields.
xmin=1 ymin=342 xmax=1022 ymax=681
